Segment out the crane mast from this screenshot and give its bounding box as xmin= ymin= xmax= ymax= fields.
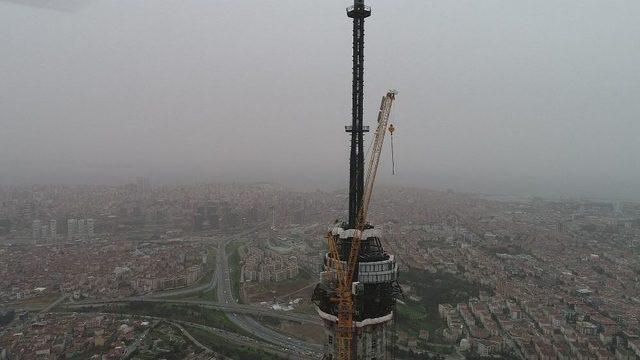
xmin=326 ymin=90 xmax=398 ymax=360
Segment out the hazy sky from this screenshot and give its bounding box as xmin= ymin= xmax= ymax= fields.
xmin=1 ymin=0 xmax=639 ymax=199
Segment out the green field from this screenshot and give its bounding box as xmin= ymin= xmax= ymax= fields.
xmin=395 ymin=268 xmax=488 ymax=346
xmin=206 ymin=247 xmax=216 ymax=271
xmin=396 ymin=300 xmax=445 ymax=343
xmin=226 ymin=242 xmax=243 ymax=303
xmin=401 ymin=268 xmax=489 ymax=309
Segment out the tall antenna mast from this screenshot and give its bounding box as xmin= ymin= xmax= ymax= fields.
xmin=313 ymin=4 xmax=401 ymax=359
xmin=346 ymin=0 xmax=371 ymax=228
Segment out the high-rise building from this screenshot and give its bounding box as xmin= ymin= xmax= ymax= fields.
xmin=77 ymin=219 xmax=86 ymax=240
xmin=136 ymin=177 xmax=150 ymax=196
xmin=194 ymin=202 xmax=220 ymax=231
xmin=0 ymin=219 xmax=10 ymax=236
xmin=613 ymin=201 xmax=624 ymax=214
xmin=86 ymin=218 xmax=95 ymax=238
xmin=32 ymin=219 xmax=41 ymax=243
xmin=49 ymin=219 xmax=57 ymax=241
xmin=67 ymin=219 xmax=77 ymax=240
xmin=41 ymin=224 xmax=49 ymax=242
xmin=21 ymin=203 xmax=34 ymax=221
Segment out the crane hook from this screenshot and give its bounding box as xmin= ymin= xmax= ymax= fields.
xmin=388 ymin=124 xmax=396 ymax=175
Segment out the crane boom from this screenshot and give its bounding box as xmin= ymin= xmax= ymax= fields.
xmin=328 ymin=89 xmax=398 ymax=360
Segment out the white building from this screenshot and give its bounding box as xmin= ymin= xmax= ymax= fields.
xmin=67 ymin=219 xmax=77 ymax=240
xmin=32 ymin=219 xmax=41 ymax=243
xmin=77 ymin=219 xmax=86 ymax=239
xmin=86 ymin=218 xmax=95 ymax=237
xmin=40 ymin=224 xmax=49 ymax=242
xmin=49 ymin=220 xmax=57 ymax=241
xmin=136 ymin=176 xmax=150 ymax=195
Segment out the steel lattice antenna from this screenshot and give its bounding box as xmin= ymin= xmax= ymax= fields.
xmin=346 ymin=0 xmax=371 ymax=229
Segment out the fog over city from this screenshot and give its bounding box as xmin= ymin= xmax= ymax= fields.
xmin=2 ymin=0 xmax=639 ymax=199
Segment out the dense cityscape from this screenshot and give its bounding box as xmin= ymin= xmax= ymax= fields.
xmin=1 ymin=181 xmax=639 ymax=359
xmin=3 ymin=0 xmax=639 ymax=358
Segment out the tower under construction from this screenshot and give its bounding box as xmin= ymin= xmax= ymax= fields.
xmin=312 ymin=1 xmax=401 ymax=359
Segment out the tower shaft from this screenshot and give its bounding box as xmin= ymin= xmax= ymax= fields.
xmin=347 ymin=0 xmax=370 ymax=228
xmin=313 ymin=5 xmax=400 ymax=360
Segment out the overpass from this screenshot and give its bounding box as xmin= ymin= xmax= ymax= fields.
xmin=63 ymin=297 xmax=321 ymax=325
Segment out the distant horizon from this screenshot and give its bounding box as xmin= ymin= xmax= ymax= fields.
xmin=2 ymin=1 xmax=640 ymax=204
xmin=1 ymin=172 xmax=637 ymax=204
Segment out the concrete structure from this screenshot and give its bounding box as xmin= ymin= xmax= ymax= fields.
xmin=193 ymin=202 xmax=220 ymax=231
xmin=78 ymin=219 xmax=86 ymax=239
xmin=67 ymin=219 xmax=77 ymax=240
xmin=30 ymin=219 xmax=58 ymax=244
xmin=66 ymin=218 xmax=93 ymax=240
xmin=32 ymin=219 xmax=41 ymax=243
xmin=311 ymin=1 xmax=401 ymax=359
xmin=40 ymin=223 xmax=49 ymax=242
xmin=86 ymin=218 xmax=95 ymax=238
xmin=49 ymin=220 xmax=57 ymax=241
xmin=136 ymin=176 xmax=150 ymax=196
xmin=241 ymin=247 xmax=299 ymax=283
xmin=314 ymin=226 xmax=399 ymax=359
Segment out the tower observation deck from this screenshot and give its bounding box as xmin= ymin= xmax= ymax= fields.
xmin=312 ymin=1 xmax=401 ymax=359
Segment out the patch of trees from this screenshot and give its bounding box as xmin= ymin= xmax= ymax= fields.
xmin=401 ymin=269 xmax=491 ymax=309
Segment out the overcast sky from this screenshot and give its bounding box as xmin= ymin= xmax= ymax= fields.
xmin=1 ymin=0 xmax=639 ymax=200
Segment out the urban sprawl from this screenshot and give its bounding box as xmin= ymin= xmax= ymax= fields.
xmin=1 ymin=181 xmax=639 ymax=359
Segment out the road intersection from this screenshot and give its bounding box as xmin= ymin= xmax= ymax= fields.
xmin=62 ymin=228 xmax=323 ymax=359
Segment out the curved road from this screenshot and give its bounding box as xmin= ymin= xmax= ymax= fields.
xmin=215 ymin=236 xmax=323 ymax=358
xmin=60 ymin=228 xmax=323 ymax=359
xmin=65 ymin=298 xmax=320 ymax=325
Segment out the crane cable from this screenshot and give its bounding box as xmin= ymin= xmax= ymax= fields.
xmin=389 ymin=123 xmax=396 ymax=175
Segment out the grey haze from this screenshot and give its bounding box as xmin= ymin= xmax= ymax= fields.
xmin=1 ymin=0 xmax=639 ymax=200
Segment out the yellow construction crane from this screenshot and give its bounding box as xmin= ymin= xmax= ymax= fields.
xmin=326 ymin=89 xmax=398 ymax=360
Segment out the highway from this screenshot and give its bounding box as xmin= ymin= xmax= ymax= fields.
xmin=66 ymin=298 xmax=320 ymax=325
xmin=169 ymin=321 xmax=216 ymax=354
xmin=57 ymin=227 xmax=323 ymax=358
xmin=39 ymin=294 xmax=69 ymax=315
xmin=214 ymin=235 xmax=323 ymax=358
xmin=122 ymin=320 xmax=156 ymax=359
xmin=65 ymin=311 xmax=308 ymax=360
xmin=144 ymin=227 xmax=264 ymax=299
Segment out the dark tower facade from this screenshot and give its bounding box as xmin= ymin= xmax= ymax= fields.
xmin=346 ymin=0 xmax=371 ymax=229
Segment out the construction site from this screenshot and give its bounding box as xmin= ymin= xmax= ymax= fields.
xmin=312 ymin=1 xmax=402 ymax=359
